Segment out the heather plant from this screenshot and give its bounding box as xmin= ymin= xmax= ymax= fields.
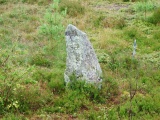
xmin=0 ymin=0 xmax=49 ymax=4
xmin=67 ymin=73 xmax=105 ymax=102
xmin=148 ymin=7 xmax=160 ymax=25
xmin=98 ymin=16 xmax=126 ymax=29
xmin=0 ymin=45 xmax=35 ymax=114
xmin=124 ymin=26 xmax=140 ymax=39
xmin=123 ymin=0 xmax=130 ymax=2
xmin=30 ymin=53 xmax=53 ymax=67
xmin=59 ymin=0 xmax=85 ymax=16
xmin=93 ymin=15 xmax=105 ymax=27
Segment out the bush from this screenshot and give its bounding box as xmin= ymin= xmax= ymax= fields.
xmin=1 ymin=113 xmax=26 ymax=120
xmin=15 ymin=85 xmax=51 ymax=113
xmin=0 ymin=0 xmax=7 ymax=4
xmin=67 ymin=73 xmax=104 ymax=102
xmin=30 ymin=53 xmax=52 ymax=67
xmin=59 ymin=0 xmax=85 ymax=16
xmin=0 ymin=48 xmax=34 ymax=114
xmin=101 ymin=77 xmax=119 ymax=100
xmin=0 ymin=0 xmax=50 ymax=4
xmin=124 ymin=26 xmax=140 ymax=39
xmin=93 ymin=15 xmax=105 ymax=27
xmin=21 ymin=0 xmax=50 ymax=4
xmin=148 ymin=8 xmax=160 ymax=25
xmin=153 ymin=30 xmax=160 ymax=39
xmin=32 ymin=68 xmax=53 ymax=82
xmin=123 ymin=0 xmax=130 ymax=2
xmin=48 ymin=78 xmax=65 ymax=94
xmin=102 ymin=17 xmax=126 ymax=29
xmin=133 ymin=1 xmax=156 ymax=12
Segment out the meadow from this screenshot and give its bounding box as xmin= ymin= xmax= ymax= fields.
xmin=0 ymin=0 xmax=160 ymax=119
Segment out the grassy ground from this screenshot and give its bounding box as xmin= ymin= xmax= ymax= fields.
xmin=0 ymin=0 xmax=160 ymax=119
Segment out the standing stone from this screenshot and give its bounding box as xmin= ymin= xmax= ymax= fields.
xmin=64 ymin=24 xmax=102 ymax=85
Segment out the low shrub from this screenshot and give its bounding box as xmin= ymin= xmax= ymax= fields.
xmin=115 ymin=18 xmax=126 ymax=29
xmin=0 ymin=0 xmax=7 ymax=4
xmin=93 ymin=15 xmax=105 ymax=27
xmin=67 ymin=73 xmax=104 ymax=102
xmin=32 ymin=68 xmax=53 ymax=82
xmin=123 ymin=57 xmax=139 ymax=70
xmin=48 ymin=78 xmax=65 ymax=94
xmin=123 ymin=0 xmax=130 ymax=2
xmin=148 ymin=8 xmax=160 ymax=25
xmin=53 ymin=90 xmax=89 ymax=113
xmin=30 ymin=53 xmax=52 ymax=67
xmin=124 ymin=26 xmax=142 ymax=39
xmin=101 ymin=77 xmax=119 ymax=100
xmin=93 ymin=15 xmax=126 ymax=29
xmin=0 ymin=49 xmax=32 ymax=114
xmin=15 ymin=84 xmax=51 ymax=113
xmin=59 ymin=0 xmax=85 ymax=16
xmin=102 ymin=17 xmax=126 ymax=29
xmin=21 ymin=0 xmax=50 ymax=4
xmin=0 ymin=0 xmax=50 ymax=4
xmin=1 ymin=113 xmax=26 ymax=120
xmin=153 ymin=30 xmax=160 ymax=39
xmin=109 ymin=56 xmax=120 ymax=71
xmin=0 ymin=17 xmax=4 ymax=25
xmin=67 ymin=75 xmax=119 ymax=104
xmin=133 ymin=1 xmax=156 ymax=12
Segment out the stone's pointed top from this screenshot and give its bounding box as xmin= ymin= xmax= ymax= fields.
xmin=65 ymin=24 xmax=86 ymax=36
xmin=66 ymin=24 xmax=76 ymax=30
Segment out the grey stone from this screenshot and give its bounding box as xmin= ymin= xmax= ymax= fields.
xmin=64 ymin=24 xmax=102 ymax=85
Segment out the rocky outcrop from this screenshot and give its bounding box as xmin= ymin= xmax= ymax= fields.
xmin=64 ymin=24 xmax=102 ymax=85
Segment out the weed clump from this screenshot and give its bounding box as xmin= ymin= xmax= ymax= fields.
xmin=133 ymin=1 xmax=156 ymax=12
xmin=44 ymin=73 xmax=117 ymax=114
xmin=123 ymin=0 xmax=130 ymax=2
xmin=15 ymin=85 xmax=52 ymax=113
xmin=124 ymin=26 xmax=139 ymax=39
xmin=59 ymin=0 xmax=85 ymax=16
xmin=93 ymin=15 xmax=126 ymax=29
xmin=148 ymin=8 xmax=160 ymax=25
xmin=67 ymin=73 xmax=105 ymax=102
xmin=0 ymin=0 xmax=50 ymax=4
xmin=30 ymin=53 xmax=52 ymax=67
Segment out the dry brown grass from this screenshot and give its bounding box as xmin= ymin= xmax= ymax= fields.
xmin=89 ymin=28 xmax=129 ymax=52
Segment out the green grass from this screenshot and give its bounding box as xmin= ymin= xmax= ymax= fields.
xmin=0 ymin=0 xmax=160 ymax=119
xmin=133 ymin=0 xmax=157 ymax=12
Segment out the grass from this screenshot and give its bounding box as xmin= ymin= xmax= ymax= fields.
xmin=133 ymin=0 xmax=157 ymax=12
xmin=0 ymin=0 xmax=160 ymax=119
